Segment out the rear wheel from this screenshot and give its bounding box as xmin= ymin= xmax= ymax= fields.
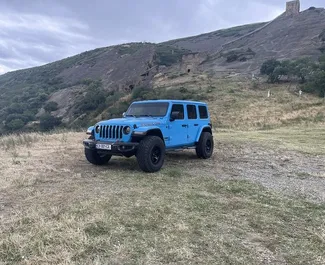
xmin=196 ymin=132 xmax=214 ymax=159
xmin=85 ymin=148 xmax=112 ymax=165
xmin=136 ymin=136 xmax=165 ymax=173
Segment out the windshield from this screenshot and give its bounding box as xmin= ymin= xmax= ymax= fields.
xmin=126 ymin=102 xmax=169 ymax=117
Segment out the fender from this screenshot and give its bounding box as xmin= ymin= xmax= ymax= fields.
xmin=132 ymin=125 xmax=162 ymax=136
xmin=195 ymin=125 xmax=212 ymax=142
xmin=86 ymin=126 xmax=94 ymax=135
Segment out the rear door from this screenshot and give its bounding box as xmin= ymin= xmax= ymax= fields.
xmin=168 ymin=103 xmax=188 ymax=147
xmin=186 ymin=104 xmax=199 ymax=144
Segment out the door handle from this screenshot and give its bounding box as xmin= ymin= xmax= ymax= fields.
xmin=194 ymin=124 xmax=198 ymax=126
xmin=182 ymin=124 xmax=188 ymax=127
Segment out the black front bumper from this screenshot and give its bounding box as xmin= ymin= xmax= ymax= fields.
xmin=83 ymin=139 xmax=139 ymax=154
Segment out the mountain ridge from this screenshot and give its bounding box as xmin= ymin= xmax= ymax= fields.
xmin=0 ymin=5 xmax=325 ymax=133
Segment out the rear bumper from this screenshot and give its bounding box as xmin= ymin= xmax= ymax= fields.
xmin=83 ymin=139 xmax=139 ymax=154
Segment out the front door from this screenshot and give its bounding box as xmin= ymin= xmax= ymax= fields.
xmin=168 ymin=104 xmax=188 ymax=147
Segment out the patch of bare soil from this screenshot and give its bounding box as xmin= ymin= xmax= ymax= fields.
xmin=212 ymin=142 xmax=325 ymax=203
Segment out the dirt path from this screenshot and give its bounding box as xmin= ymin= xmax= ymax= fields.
xmin=213 ymin=142 xmax=325 ymax=203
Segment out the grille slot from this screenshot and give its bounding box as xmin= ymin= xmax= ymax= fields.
xmin=99 ymin=125 xmax=124 ymax=140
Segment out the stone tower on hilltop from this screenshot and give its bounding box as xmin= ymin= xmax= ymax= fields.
xmin=286 ymin=0 xmax=300 ymax=16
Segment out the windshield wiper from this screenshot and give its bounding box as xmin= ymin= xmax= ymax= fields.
xmin=140 ymin=115 xmax=153 ymax=117
xmin=126 ymin=114 xmax=137 ymax=118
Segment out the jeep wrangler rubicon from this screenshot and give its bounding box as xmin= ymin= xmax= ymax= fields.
xmin=83 ymin=100 xmax=213 ymax=173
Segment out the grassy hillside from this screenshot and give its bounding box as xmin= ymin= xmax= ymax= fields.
xmin=0 ymin=43 xmax=191 ymax=133
xmin=0 ymin=8 xmax=325 ymax=134
xmin=0 ymin=128 xmax=324 ymax=264
xmin=151 ymin=73 xmax=325 ymax=130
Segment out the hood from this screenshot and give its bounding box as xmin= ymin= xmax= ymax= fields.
xmin=97 ymin=117 xmax=166 ymax=127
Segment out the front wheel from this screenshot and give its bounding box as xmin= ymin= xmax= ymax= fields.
xmin=85 ymin=148 xmax=112 ymax=165
xmin=136 ymin=136 xmax=165 ymax=173
xmin=196 ymin=132 xmax=214 ymax=159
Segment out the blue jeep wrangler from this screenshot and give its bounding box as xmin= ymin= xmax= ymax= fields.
xmin=83 ymin=100 xmax=213 ymax=172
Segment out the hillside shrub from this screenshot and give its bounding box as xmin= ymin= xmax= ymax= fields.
xmin=227 ymin=54 xmax=238 ymax=63
xmin=260 ymin=56 xmax=325 ymax=97
xmin=155 ymin=45 xmax=190 ymax=66
xmin=74 ymin=79 xmax=108 ymax=114
xmin=260 ymin=59 xmax=281 ymax=76
xmin=39 ymin=114 xmax=61 ymax=131
xmin=7 ymin=103 xmax=28 ymax=114
xmin=5 ymin=119 xmax=25 ymax=131
xmin=6 ymin=114 xmax=30 ymax=124
xmin=319 ymin=29 xmax=325 ymax=42
xmin=131 ymin=86 xmax=152 ymax=100
xmin=44 ymin=101 xmax=58 ymax=112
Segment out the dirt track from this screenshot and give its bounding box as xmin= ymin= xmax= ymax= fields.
xmin=212 ymin=142 xmax=325 ymax=203
xmin=164 ymin=141 xmax=325 ymax=203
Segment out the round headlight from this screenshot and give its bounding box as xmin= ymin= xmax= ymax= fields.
xmin=123 ymin=126 xmax=131 ymax=135
xmin=95 ymin=125 xmax=100 ymax=133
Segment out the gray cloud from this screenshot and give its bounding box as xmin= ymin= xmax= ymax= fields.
xmin=0 ymin=0 xmax=323 ymax=74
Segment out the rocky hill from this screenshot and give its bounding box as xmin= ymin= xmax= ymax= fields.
xmin=200 ymin=7 xmax=325 ymax=74
xmin=0 ymin=5 xmax=324 ymax=133
xmin=162 ymin=22 xmax=267 ymax=53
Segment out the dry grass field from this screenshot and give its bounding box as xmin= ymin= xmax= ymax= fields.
xmin=0 ymin=127 xmax=325 ymax=265
xmin=154 ymin=74 xmax=325 ymax=130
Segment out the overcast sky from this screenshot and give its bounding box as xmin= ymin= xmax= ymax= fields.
xmin=0 ymin=0 xmax=323 ymax=74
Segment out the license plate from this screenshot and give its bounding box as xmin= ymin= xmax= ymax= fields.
xmin=96 ymin=144 xmax=112 ymax=150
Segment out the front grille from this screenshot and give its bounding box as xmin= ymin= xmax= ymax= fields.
xmin=99 ymin=125 xmax=124 ymax=139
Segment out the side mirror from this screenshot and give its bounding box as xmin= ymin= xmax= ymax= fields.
xmin=122 ymin=112 xmax=126 ymax=118
xmin=170 ymin=111 xmax=180 ymax=121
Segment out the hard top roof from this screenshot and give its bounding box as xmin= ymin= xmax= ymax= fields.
xmin=132 ymin=99 xmax=207 ymax=105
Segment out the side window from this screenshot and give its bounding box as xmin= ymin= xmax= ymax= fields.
xmin=198 ymin=106 xmax=208 ymax=119
xmin=187 ymin=105 xmax=197 ymax=119
xmin=171 ymin=104 xmax=184 ymax=120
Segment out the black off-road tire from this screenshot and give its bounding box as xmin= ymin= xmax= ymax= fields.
xmin=85 ymin=148 xmax=112 ymax=165
xmin=196 ymin=132 xmax=214 ymax=159
xmin=136 ymin=136 xmax=165 ymax=173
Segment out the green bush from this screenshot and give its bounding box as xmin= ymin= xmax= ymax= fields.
xmin=260 ymin=56 xmax=325 ymax=97
xmin=5 ymin=119 xmax=25 ymax=131
xmin=131 ymin=87 xmax=151 ymax=100
xmin=44 ymin=101 xmax=58 ymax=112
xmin=319 ymin=29 xmax=325 ymax=42
xmin=155 ymin=45 xmax=190 ymax=66
xmin=6 ymin=114 xmax=30 ymax=124
xmin=39 ymin=113 xmax=61 ymax=131
xmin=7 ymin=103 xmax=28 ymax=114
xmin=78 ymin=89 xmax=106 ymax=113
xmin=260 ymin=59 xmax=281 ymax=76
xmin=227 ymin=54 xmax=238 ymax=63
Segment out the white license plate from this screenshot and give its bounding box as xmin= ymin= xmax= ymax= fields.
xmin=96 ymin=144 xmax=112 ymax=150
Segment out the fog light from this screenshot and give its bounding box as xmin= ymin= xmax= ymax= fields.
xmin=123 ymin=126 xmax=131 ymax=134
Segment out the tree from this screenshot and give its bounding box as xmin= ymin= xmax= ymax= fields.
xmin=291 ymin=58 xmax=313 ymax=83
xmin=39 ymin=113 xmax=61 ymax=131
xmin=260 ymin=59 xmax=281 ymax=76
xmin=6 ymin=119 xmax=25 ymax=131
xmin=44 ymin=101 xmax=58 ymax=112
xmin=7 ymin=103 xmax=26 ymax=114
xmin=272 ymin=66 xmax=289 ymax=82
xmin=260 ymin=56 xmax=325 ymax=97
xmin=226 ymin=54 xmax=238 ymax=63
xmin=304 ymin=70 xmax=325 ymax=97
